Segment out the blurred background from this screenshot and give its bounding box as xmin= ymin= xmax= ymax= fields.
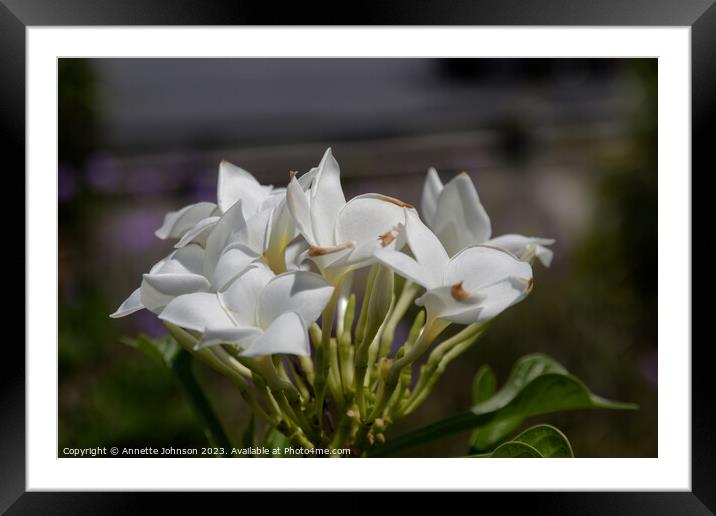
xmin=58 ymin=58 xmax=657 ymax=457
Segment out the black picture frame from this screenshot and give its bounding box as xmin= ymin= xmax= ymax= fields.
xmin=3 ymin=0 xmax=708 ymax=512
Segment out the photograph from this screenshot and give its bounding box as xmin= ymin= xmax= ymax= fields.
xmin=58 ymin=57 xmax=656 ymax=459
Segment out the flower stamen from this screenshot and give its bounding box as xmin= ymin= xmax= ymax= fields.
xmin=450 ymin=281 xmax=470 ymax=301
xmin=308 ymin=242 xmax=354 ymax=257
xmin=378 ymin=226 xmax=402 ymax=247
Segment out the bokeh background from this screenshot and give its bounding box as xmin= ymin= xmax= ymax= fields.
xmin=58 ymin=58 xmax=657 ymax=457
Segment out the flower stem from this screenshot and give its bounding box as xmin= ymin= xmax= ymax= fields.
xmin=314 ymin=277 xmax=342 ymax=434
xmin=327 ymin=337 xmax=345 ymax=408
xmin=399 ymin=323 xmax=488 ymax=416
xmin=354 ymin=316 xmax=448 ymax=451
xmin=378 ymin=280 xmax=419 ymax=359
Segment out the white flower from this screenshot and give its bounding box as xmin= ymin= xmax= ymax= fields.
xmin=375 ymin=210 xmax=533 ymax=324
xmin=159 ymin=263 xmax=334 ymax=357
xmin=156 ymin=160 xmax=284 ymax=249
xmin=421 ymin=168 xmax=554 ymax=266
xmin=111 ymin=158 xmax=319 ymax=320
xmin=286 ymin=148 xmax=409 ymax=274
xmin=111 ymin=200 xmax=262 ymax=318
xmin=484 ymin=234 xmax=555 ymax=268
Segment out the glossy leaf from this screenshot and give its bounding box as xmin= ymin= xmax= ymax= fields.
xmin=472 ymin=364 xmax=497 ymax=404
xmin=489 ymin=441 xmax=543 ymax=458
xmin=473 ymin=424 xmax=574 ymax=458
xmin=368 ymin=353 xmax=636 ymax=457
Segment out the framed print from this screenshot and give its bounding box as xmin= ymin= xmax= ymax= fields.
xmin=3 ymin=0 xmax=709 ymax=512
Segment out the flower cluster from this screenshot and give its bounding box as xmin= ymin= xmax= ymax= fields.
xmin=112 ymin=148 xmax=553 ymax=453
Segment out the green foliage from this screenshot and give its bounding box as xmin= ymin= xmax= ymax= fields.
xmin=122 ymin=335 xmax=231 ymax=454
xmin=262 ymin=428 xmax=291 ymax=457
xmin=121 ymin=334 xmax=181 ymax=369
xmin=368 ymin=353 xmax=636 ymax=457
xmin=473 ymin=425 xmax=574 ymax=458
xmin=472 ymin=364 xmax=497 ymax=404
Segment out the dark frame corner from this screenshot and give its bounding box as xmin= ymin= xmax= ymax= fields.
xmin=4 ymin=0 xmax=709 ymax=513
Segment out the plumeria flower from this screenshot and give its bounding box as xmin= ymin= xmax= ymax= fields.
xmin=159 ymin=262 xmax=334 ymax=356
xmin=375 ymin=209 xmax=533 ymax=324
xmin=421 ymin=168 xmax=554 ymax=266
xmin=286 ymin=148 xmax=410 ymax=276
xmin=111 ymin=200 xmax=263 ymax=319
xmin=156 ymin=160 xmax=285 ymax=249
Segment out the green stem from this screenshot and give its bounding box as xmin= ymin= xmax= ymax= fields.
xmin=378 ymin=280 xmax=419 ymax=359
xmin=328 ymin=337 xmax=345 ymax=408
xmin=399 ymin=323 xmax=487 ymax=416
xmin=400 ymin=330 xmax=486 ymax=417
xmin=338 ymin=294 xmax=356 ymax=397
xmin=314 ymin=278 xmax=342 ymax=433
xmin=354 ymin=316 xmax=449 ymax=450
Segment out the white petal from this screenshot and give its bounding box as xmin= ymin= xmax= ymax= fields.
xmin=220 ymin=264 xmax=275 ymax=327
xmin=138 ymin=245 xmax=208 ymax=313
xmin=217 ymin=161 xmax=267 ymax=215
xmin=444 ymin=245 xmax=532 ymax=292
xmin=155 ymin=202 xmax=217 ymax=240
xmin=472 ymin=277 xmax=532 ymax=321
xmin=374 ymin=247 xmax=432 ymax=288
xmin=257 ymin=271 xmax=334 ymax=329
xmin=174 ymin=216 xmax=220 ymax=248
xmin=420 ymin=167 xmax=443 ymax=227
xmin=298 ymin=167 xmax=319 ymax=189
xmin=213 ymin=243 xmax=262 ymax=292
xmin=284 ymin=235 xmax=312 ymax=272
xmin=534 ymin=246 xmax=554 ymax=267
xmin=334 ymin=194 xmax=407 ymax=253
xmin=158 ymin=292 xmax=234 ymax=332
xmin=265 ymin=199 xmax=298 ymax=272
xmin=203 ymin=200 xmax=247 ymax=280
xmin=261 ymin=188 xmax=286 ymax=212
xmin=233 ymin=208 xmax=272 ymax=254
xmin=416 ymin=286 xmax=484 ymax=324
xmin=156 ymin=244 xmax=206 ymax=275
xmin=142 ymin=272 xmax=211 ymax=297
xmin=286 ymin=177 xmax=316 ymax=245
xmin=110 ymin=288 xmax=144 ymax=318
xmin=405 ymin=209 xmax=448 ymax=286
xmin=485 ymin=234 xmax=555 ymax=267
xmin=433 ymin=172 xmax=492 ymax=255
xmin=195 ymin=326 xmax=262 ymax=350
xmin=240 ymin=312 xmax=310 ymax=357
xmin=139 ymin=278 xmax=174 ymax=313
xmin=309 ymin=148 xmax=346 ymax=245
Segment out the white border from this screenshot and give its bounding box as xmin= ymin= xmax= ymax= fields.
xmin=28 ymin=27 xmax=691 ymax=490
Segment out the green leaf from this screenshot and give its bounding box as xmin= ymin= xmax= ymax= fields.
xmin=368 ymin=353 xmax=636 ymax=457
xmin=489 ymin=441 xmax=543 ymax=458
xmin=263 ymin=427 xmax=291 ymax=457
xmin=472 ymin=365 xmax=497 ymax=404
xmin=121 ymin=334 xmax=181 ymax=369
xmin=122 ymin=333 xmax=231 ymax=454
xmin=474 ymin=424 xmax=574 ymax=458
xmin=509 ymin=424 xmax=574 ymax=457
